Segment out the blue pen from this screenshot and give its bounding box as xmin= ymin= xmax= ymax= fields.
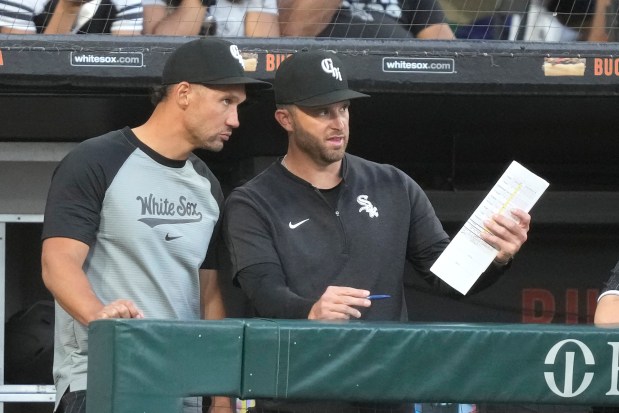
xmin=367 ymin=294 xmax=391 ymax=300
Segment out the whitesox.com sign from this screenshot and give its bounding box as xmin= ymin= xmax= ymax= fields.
xmin=70 ymin=51 xmax=144 ymax=67
xmin=382 ymin=57 xmax=454 ymax=74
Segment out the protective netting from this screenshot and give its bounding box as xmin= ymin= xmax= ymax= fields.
xmin=0 ymin=0 xmax=616 ymax=41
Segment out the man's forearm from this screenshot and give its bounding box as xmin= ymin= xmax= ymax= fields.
xmin=237 ymin=263 xmax=315 ymax=318
xmin=278 ymin=0 xmax=340 ymax=36
xmin=43 ymin=0 xmax=83 ymax=34
xmin=200 ymin=269 xmax=227 ymax=320
xmin=416 ymin=23 xmax=455 ymax=40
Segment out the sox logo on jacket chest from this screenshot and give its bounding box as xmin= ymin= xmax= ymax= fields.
xmin=357 ymin=195 xmax=379 ymax=218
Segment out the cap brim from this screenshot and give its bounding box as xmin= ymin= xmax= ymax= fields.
xmin=292 ymin=89 xmax=370 ymax=107
xmin=205 ymin=76 xmax=272 ymax=90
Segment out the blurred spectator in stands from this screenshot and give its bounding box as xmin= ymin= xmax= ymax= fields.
xmin=278 ymin=0 xmax=454 ymax=39
xmin=449 ymin=0 xmax=611 ymax=40
xmin=210 ymin=0 xmax=279 ymax=37
xmin=0 ymin=0 xmax=43 ymax=33
xmin=1 ymin=0 xmax=141 ymax=34
xmin=546 ymin=0 xmax=611 ymax=40
xmin=594 ymin=260 xmax=619 ymax=325
xmin=34 ymin=0 xmax=142 ymax=34
xmin=142 ymin=0 xmax=208 ymax=34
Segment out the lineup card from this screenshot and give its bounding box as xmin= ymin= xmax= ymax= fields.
xmin=430 ymin=161 xmax=550 ymax=295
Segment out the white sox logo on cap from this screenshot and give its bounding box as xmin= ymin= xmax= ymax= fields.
xmin=274 ymin=50 xmax=368 ymax=106
xmin=229 ymin=45 xmax=245 ymax=70
xmin=321 ymin=58 xmax=342 ymax=81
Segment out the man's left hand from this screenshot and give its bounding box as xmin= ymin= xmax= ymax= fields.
xmin=480 ymin=208 xmax=531 ymax=265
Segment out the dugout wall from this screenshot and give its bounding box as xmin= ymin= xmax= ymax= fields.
xmin=1 ymin=35 xmax=619 ymax=411
xmin=86 ymin=318 xmax=619 ymax=410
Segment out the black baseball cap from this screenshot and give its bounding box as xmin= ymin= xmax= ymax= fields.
xmin=274 ymin=50 xmax=369 ymax=107
xmin=162 ymin=38 xmax=270 ymax=89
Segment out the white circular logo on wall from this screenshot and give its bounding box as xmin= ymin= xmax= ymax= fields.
xmin=544 ymin=339 xmax=595 ymax=398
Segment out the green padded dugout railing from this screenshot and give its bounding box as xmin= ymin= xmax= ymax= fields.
xmin=88 ymin=319 xmax=619 ymax=412
xmin=87 ymin=319 xmax=245 ymax=413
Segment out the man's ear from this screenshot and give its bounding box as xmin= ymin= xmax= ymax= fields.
xmin=173 ymin=82 xmax=191 ymax=109
xmin=274 ymin=108 xmax=294 ymax=132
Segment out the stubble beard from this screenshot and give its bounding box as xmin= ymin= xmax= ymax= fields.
xmin=294 ymin=125 xmax=348 ymax=166
xmin=198 ymin=132 xmax=226 ymax=153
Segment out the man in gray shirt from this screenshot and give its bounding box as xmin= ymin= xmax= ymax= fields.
xmin=41 ymin=38 xmax=269 ymax=413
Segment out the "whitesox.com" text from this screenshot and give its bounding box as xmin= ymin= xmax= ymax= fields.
xmin=71 ymin=52 xmax=144 ymax=67
xmin=383 ymin=57 xmax=455 ymax=73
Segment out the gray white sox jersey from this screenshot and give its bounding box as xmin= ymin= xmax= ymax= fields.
xmin=42 ymin=127 xmax=223 ymax=409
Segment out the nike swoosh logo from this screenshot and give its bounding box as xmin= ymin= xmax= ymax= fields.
xmin=289 ymin=219 xmax=310 ymax=229
xmin=165 ymin=234 xmax=182 ymax=241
